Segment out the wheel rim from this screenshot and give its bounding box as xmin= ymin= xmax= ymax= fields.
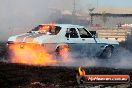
xmin=105 ymin=47 xmax=112 ymax=58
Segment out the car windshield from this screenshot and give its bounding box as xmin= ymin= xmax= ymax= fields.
xmin=78 ymin=28 xmax=92 ymax=38
xmin=31 ymin=25 xmax=61 ymax=35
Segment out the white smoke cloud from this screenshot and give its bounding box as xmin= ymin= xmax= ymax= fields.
xmin=56 ymin=47 xmax=132 ymax=69
xmin=0 ymin=0 xmax=80 ymax=40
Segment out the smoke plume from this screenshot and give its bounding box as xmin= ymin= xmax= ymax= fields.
xmin=57 ymin=47 xmax=132 ymax=69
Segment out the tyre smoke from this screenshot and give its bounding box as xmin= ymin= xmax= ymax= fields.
xmin=57 ymin=47 xmax=132 ymax=69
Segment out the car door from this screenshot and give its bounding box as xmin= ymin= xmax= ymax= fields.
xmin=65 ymin=28 xmax=82 ymax=55
xmin=77 ymin=28 xmax=99 ymax=57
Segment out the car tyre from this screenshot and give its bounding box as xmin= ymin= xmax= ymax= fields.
xmin=100 ymin=46 xmax=113 ymax=59
xmin=56 ymin=45 xmax=69 ymax=56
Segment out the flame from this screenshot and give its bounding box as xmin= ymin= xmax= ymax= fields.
xmin=8 ymin=43 xmax=57 ymax=65
xmin=78 ymin=66 xmax=86 ymax=76
xmin=55 ymin=44 xmax=70 ymax=62
xmin=38 ymin=23 xmax=56 ymax=34
xmin=7 ymin=21 xmax=71 ymax=66
xmin=8 ymin=43 xmax=70 ymax=65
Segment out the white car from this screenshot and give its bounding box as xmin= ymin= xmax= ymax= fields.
xmin=8 ymin=24 xmax=119 ymax=58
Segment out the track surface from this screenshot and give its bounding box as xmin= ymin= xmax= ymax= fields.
xmin=0 ymin=62 xmax=132 ymax=88
xmin=0 ymin=42 xmax=132 ymax=87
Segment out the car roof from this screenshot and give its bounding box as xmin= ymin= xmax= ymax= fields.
xmin=39 ymin=24 xmax=84 ymax=28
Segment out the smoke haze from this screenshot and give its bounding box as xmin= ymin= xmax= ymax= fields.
xmin=56 ymin=47 xmax=132 ymax=69
xmin=1 ymin=0 xmax=132 ymax=69
xmin=0 ymin=0 xmax=83 ymax=40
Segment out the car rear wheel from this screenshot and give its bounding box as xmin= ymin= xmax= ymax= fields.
xmin=56 ymin=45 xmax=69 ymax=56
xmin=100 ymin=46 xmax=113 ymax=59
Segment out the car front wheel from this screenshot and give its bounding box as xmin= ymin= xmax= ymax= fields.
xmin=100 ymin=46 xmax=113 ymax=59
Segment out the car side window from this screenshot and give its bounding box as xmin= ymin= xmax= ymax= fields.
xmin=78 ymin=28 xmax=92 ymax=38
xmin=65 ymin=28 xmax=79 ymax=38
xmin=50 ymin=26 xmax=61 ymax=35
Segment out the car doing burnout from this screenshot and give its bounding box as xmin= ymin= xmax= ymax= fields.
xmin=7 ymin=24 xmax=119 ymax=59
